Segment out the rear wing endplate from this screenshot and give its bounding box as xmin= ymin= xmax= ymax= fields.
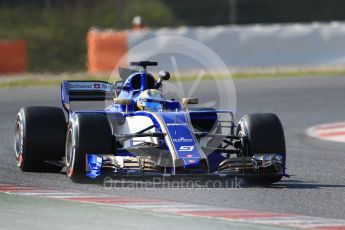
xmin=61 ymin=80 xmax=114 ymax=111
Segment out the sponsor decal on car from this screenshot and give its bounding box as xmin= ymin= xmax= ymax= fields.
xmin=68 ymin=82 xmax=93 ymax=89
xmin=67 ymin=82 xmax=110 ymax=91
xmin=166 ymin=123 xmax=188 ymax=126
xmin=173 ymin=137 xmax=193 ymax=142
xmin=179 ymin=146 xmax=195 ymax=151
xmin=99 ymin=83 xmax=110 ymax=90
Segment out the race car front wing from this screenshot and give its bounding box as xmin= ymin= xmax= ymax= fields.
xmin=85 ymin=152 xmax=288 ymax=179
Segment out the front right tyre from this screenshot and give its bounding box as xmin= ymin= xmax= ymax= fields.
xmin=15 ymin=106 xmax=66 ymax=172
xmin=237 ymin=113 xmax=286 ymax=184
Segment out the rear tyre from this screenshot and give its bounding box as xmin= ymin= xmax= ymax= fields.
xmin=237 ymin=113 xmax=286 ymax=184
xmin=15 ymin=107 xmax=66 ymax=172
xmin=65 ymin=113 xmax=114 ymax=183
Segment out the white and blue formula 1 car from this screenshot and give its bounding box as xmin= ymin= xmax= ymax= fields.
xmin=15 ymin=61 xmax=288 ymax=183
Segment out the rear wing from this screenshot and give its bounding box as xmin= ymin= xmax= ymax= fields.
xmin=61 ymin=80 xmax=114 ymax=111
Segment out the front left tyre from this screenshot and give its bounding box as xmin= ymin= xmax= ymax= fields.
xmin=15 ymin=106 xmax=66 ymax=172
xmin=65 ymin=113 xmax=114 ymax=182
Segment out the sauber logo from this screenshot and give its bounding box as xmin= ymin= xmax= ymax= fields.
xmin=179 ymin=146 xmax=194 ymax=151
xmin=173 ymin=137 xmax=193 ymax=142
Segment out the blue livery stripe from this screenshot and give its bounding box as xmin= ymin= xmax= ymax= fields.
xmin=155 ymin=112 xmax=207 ymax=170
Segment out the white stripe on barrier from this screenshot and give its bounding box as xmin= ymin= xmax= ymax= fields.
xmin=127 ymin=22 xmax=345 ymax=70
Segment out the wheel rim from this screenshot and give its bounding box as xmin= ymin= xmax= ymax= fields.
xmin=14 ymin=116 xmax=24 ymax=167
xmin=237 ymin=126 xmax=249 ymax=156
xmin=65 ymin=128 xmax=75 ymax=177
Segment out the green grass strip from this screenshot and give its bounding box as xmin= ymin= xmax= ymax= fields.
xmin=0 ymin=69 xmax=345 ymax=89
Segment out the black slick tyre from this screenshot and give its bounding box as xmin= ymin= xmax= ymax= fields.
xmin=14 ymin=106 xmax=66 ymax=172
xmin=65 ymin=113 xmax=114 ymax=183
xmin=237 ymin=113 xmax=286 ymax=184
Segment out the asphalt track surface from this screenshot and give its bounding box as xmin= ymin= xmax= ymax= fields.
xmin=1 ymin=76 xmax=345 ymax=222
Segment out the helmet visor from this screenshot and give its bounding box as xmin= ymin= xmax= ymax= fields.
xmin=143 ymin=101 xmax=163 ymax=111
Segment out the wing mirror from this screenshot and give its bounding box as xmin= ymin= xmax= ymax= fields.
xmin=112 ymin=81 xmax=130 ymax=97
xmin=182 ymin=98 xmax=198 ymax=111
xmin=114 ymin=98 xmax=131 ymax=113
xmin=156 ymin=71 xmax=170 ymax=88
xmin=158 ymin=71 xmax=170 ymax=81
xmin=113 ymin=81 xmax=129 ymax=91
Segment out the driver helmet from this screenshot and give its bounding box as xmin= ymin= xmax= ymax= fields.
xmin=137 ymin=89 xmax=164 ymax=111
